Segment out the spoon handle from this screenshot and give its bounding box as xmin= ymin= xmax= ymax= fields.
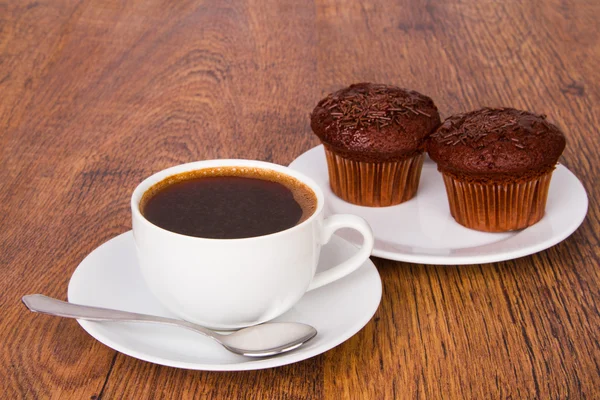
xmin=21 ymin=294 xmax=217 ymax=339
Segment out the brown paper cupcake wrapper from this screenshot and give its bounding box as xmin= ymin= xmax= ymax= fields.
xmin=441 ymin=171 xmax=553 ymax=232
xmin=324 ymin=149 xmax=424 ymax=207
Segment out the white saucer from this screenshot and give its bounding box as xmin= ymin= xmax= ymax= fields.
xmin=289 ymin=145 xmax=588 ymax=265
xmin=67 ymin=231 xmax=382 ymax=371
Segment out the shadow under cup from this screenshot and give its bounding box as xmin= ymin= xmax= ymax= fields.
xmin=131 ymin=159 xmax=373 ymax=330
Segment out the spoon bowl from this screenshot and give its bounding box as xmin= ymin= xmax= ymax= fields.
xmin=22 ymin=294 xmax=317 ymax=357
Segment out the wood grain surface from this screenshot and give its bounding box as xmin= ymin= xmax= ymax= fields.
xmin=2 ymin=0 xmax=599 ymax=398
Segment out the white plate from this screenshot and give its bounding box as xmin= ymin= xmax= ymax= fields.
xmin=289 ymin=145 xmax=588 ymax=265
xmin=67 ymin=231 xmax=382 ymax=371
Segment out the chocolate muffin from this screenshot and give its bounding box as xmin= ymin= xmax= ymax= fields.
xmin=311 ymin=83 xmax=441 ymax=206
xmin=428 ymin=107 xmax=566 ymax=232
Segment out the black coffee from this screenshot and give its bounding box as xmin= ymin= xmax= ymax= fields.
xmin=140 ymin=167 xmax=317 ymax=239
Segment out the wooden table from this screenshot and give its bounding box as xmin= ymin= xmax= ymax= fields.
xmin=2 ymin=0 xmax=599 ymax=398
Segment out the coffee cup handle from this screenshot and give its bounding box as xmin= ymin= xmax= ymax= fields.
xmin=307 ymin=214 xmax=374 ymax=291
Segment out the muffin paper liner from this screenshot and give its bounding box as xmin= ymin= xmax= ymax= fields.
xmin=324 ymin=148 xmax=424 ymax=207
xmin=441 ymin=171 xmax=553 ymax=232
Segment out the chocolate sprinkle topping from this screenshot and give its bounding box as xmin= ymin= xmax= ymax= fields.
xmin=430 ymin=107 xmax=558 ymax=151
xmin=318 ymin=84 xmax=433 ymax=131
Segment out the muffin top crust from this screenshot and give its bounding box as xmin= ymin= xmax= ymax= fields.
xmin=428 ymin=107 xmax=566 ymax=180
xmin=311 ymin=83 xmax=441 ymax=162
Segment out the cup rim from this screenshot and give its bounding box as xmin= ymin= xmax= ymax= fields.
xmin=131 ymin=159 xmax=325 ymax=242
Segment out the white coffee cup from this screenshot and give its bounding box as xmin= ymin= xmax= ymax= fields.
xmin=131 ymin=159 xmax=374 ymax=330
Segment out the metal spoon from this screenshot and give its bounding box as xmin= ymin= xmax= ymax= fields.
xmin=22 ymin=294 xmax=317 ymax=357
